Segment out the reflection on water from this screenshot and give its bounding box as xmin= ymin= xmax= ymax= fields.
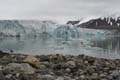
xmin=0 ymin=35 xmax=120 ymax=59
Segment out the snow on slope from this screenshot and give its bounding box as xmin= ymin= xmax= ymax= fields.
xmin=78 ymin=17 xmax=99 ymax=25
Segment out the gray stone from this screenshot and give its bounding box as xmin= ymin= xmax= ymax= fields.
xmin=4 ymin=63 xmax=35 ymax=74
xmin=56 ymin=77 xmax=64 ymax=80
xmin=0 ymin=71 xmax=5 ymax=80
xmin=65 ymin=61 xmax=76 ymax=68
xmin=23 ymin=56 xmax=40 ymax=68
xmin=65 ymin=68 xmax=71 ymax=73
xmin=39 ymin=64 xmax=47 ymax=69
xmin=110 ymin=70 xmax=120 ymax=80
xmin=80 ymin=75 xmax=86 ymax=79
xmin=40 ymin=74 xmax=55 ymax=80
xmin=5 ymin=74 xmax=12 ymax=79
xmin=0 ymin=65 xmax=3 ymax=70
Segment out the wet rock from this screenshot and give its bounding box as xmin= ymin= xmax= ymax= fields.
xmin=24 ymin=56 xmax=40 ymax=68
xmin=0 ymin=71 xmax=6 ymax=80
xmin=77 ymin=54 xmax=85 ymax=58
xmin=3 ymin=63 xmax=35 ymax=74
xmin=49 ymin=54 xmax=66 ymax=63
xmin=53 ymin=63 xmax=65 ymax=70
xmin=10 ymin=50 xmax=14 ymax=53
xmin=37 ymin=55 xmax=49 ymax=61
xmin=88 ymin=58 xmax=95 ymax=65
xmin=0 ymin=51 xmax=9 ymax=58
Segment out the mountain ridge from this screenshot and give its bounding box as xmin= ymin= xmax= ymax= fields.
xmin=67 ymin=16 xmax=120 ymax=30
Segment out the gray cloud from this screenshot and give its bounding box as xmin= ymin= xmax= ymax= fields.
xmin=0 ymin=0 xmax=119 ymax=23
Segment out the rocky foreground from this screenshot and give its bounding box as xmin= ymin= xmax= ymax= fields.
xmin=0 ymin=51 xmax=120 ymax=80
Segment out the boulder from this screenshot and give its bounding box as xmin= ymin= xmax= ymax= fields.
xmin=38 ymin=74 xmax=55 ymax=80
xmin=49 ymin=54 xmax=66 ymax=63
xmin=0 ymin=71 xmax=6 ymax=80
xmin=3 ymin=63 xmax=35 ymax=74
xmin=56 ymin=77 xmax=64 ymax=80
xmin=65 ymin=61 xmax=76 ymax=68
xmin=23 ymin=56 xmax=40 ymax=68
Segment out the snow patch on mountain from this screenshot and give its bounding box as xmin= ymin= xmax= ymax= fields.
xmin=78 ymin=17 xmax=99 ymax=25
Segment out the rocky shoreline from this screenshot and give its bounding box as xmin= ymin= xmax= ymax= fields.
xmin=0 ymin=51 xmax=120 ymax=80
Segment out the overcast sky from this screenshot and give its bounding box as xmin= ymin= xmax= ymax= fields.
xmin=0 ymin=0 xmax=119 ymax=23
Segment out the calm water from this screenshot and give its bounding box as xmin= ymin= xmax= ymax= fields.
xmin=0 ymin=35 xmax=120 ymax=59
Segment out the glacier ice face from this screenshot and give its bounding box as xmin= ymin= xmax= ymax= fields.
xmin=19 ymin=20 xmax=58 ymax=37
xmin=0 ymin=20 xmax=26 ymax=37
xmin=0 ymin=20 xmax=81 ymax=40
xmin=0 ymin=20 xmax=58 ymax=38
xmin=0 ymin=20 xmax=117 ymax=40
xmin=53 ymin=24 xmax=80 ymax=40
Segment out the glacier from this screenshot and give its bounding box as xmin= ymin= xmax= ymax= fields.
xmin=0 ymin=20 xmax=117 ymax=51
xmin=0 ymin=20 xmax=115 ymax=39
xmin=0 ymin=20 xmax=120 ymax=59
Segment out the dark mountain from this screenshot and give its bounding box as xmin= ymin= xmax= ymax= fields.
xmin=66 ymin=17 xmax=120 ymax=30
xmin=67 ymin=20 xmax=80 ymax=25
xmin=79 ymin=17 xmax=120 ymax=30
